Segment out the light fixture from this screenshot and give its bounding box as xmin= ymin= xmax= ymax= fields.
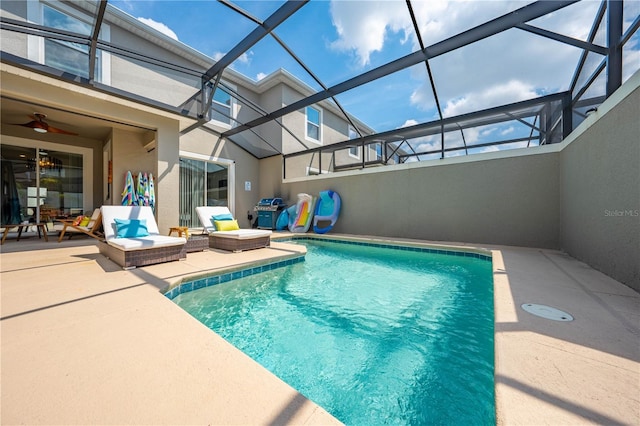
xmin=28 ymin=152 xmax=62 ymax=172
xmin=33 ymin=123 xmax=48 ymax=133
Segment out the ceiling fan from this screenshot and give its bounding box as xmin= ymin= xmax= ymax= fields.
xmin=15 ymin=113 xmax=78 ymax=135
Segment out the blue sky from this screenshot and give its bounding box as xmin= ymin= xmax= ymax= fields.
xmin=111 ymin=0 xmax=639 ymax=153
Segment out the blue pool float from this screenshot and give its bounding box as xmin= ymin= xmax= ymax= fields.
xmin=313 ymin=190 xmax=341 ymax=234
xmin=275 ymin=208 xmax=289 ymax=231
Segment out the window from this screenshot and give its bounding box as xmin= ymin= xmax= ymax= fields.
xmin=211 ymin=87 xmax=233 ymax=126
xmin=306 ymin=106 xmax=322 ymax=142
xmin=376 ymin=143 xmax=383 ymax=160
xmin=179 ymin=154 xmax=233 ymax=228
xmin=43 ymin=5 xmax=92 ymax=78
xmin=348 ymin=126 xmax=360 ymax=158
xmin=27 ymin=2 xmax=110 ymax=83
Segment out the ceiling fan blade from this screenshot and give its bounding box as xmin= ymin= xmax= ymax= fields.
xmin=11 ymin=113 xmax=78 ymax=135
xmin=14 ymin=120 xmax=49 ymax=131
xmin=46 ymin=126 xmax=78 ymax=135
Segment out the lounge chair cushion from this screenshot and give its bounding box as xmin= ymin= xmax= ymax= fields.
xmin=107 ymin=235 xmax=185 ymax=250
xmin=212 ymin=229 xmax=274 ymax=240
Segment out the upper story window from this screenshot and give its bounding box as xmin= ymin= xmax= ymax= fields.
xmin=27 ymin=1 xmax=111 ymax=83
xmin=211 ymin=88 xmax=232 ymax=126
xmin=43 ymin=5 xmax=93 ymax=78
xmin=306 ymin=106 xmax=322 ymax=143
xmin=348 ymin=125 xmax=359 ymax=157
xmin=208 ymin=85 xmax=236 ymax=128
xmin=376 ymin=143 xmax=384 ymax=160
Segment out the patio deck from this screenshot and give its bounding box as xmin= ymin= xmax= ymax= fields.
xmin=1 ymin=231 xmax=638 ymax=425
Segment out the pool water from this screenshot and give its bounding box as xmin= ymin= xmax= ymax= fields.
xmin=173 ymin=240 xmax=495 ymax=425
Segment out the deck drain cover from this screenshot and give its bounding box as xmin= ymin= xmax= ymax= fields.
xmin=521 ymin=304 xmax=573 ymax=321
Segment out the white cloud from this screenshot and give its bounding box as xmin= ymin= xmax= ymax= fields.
xmin=256 ymin=72 xmax=267 ymax=81
xmin=501 ymin=126 xmax=514 ymax=136
xmin=236 ymin=51 xmax=252 ymax=65
xmin=481 ymin=127 xmax=498 ymax=137
xmin=441 ymin=80 xmax=538 ymax=117
xmin=400 ymin=119 xmax=419 ymax=128
xmin=212 ymin=51 xmax=252 ymax=68
xmin=137 ymin=17 xmax=178 ymax=41
xmin=329 ymin=1 xmax=411 ymax=66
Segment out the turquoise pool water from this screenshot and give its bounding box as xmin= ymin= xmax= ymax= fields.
xmin=173 ymin=240 xmax=495 ymax=425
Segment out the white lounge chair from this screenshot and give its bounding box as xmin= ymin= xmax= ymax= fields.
xmin=99 ymin=205 xmax=186 ymax=269
xmin=196 ymin=206 xmax=271 ymax=252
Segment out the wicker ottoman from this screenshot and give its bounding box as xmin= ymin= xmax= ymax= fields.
xmin=182 ymin=235 xmax=209 ymax=254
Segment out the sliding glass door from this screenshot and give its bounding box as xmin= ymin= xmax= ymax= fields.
xmin=179 ymin=157 xmax=230 ymax=228
xmin=1 ymin=144 xmax=83 ymax=225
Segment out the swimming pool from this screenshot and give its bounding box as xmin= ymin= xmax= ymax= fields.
xmin=171 ymin=238 xmax=495 ymax=425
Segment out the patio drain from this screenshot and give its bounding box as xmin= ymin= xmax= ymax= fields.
xmin=521 ymin=303 xmax=574 ymax=321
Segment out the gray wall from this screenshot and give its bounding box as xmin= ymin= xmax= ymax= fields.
xmin=262 ymin=149 xmax=561 ymax=249
xmin=560 ymin=82 xmax=639 ymax=291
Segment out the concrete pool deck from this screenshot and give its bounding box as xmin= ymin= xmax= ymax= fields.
xmin=1 ymin=232 xmax=638 ymax=425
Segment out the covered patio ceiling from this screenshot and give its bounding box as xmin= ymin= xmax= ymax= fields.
xmin=1 ymin=0 xmax=638 ymax=159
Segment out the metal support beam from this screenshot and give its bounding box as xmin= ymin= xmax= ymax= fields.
xmin=569 ymin=0 xmax=607 ymax=94
xmin=406 ymin=0 xmax=446 ymax=159
xmin=572 ymin=58 xmax=607 ymax=105
xmin=505 ymin=112 xmax=541 ymax=133
xmin=621 ymin=13 xmax=640 ymax=46
xmin=606 ymin=0 xmax=623 ymax=97
xmin=202 ymin=1 xmax=307 ymax=82
xmin=223 ymin=0 xmax=578 ymax=138
xmin=517 ymin=23 xmax=607 ymax=55
xmin=562 ymin=92 xmax=573 ymax=138
xmin=1 ymin=17 xmax=88 ymax=45
xmin=526 ymin=115 xmax=539 ymax=147
xmin=399 ymin=136 xmax=539 ymax=160
xmin=88 ymin=1 xmax=107 ymax=83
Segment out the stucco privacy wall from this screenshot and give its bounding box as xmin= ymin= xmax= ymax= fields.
xmin=559 ymin=74 xmax=640 ymax=291
xmin=262 ymin=149 xmax=561 ymax=248
xmin=262 ymin=72 xmax=639 ymax=290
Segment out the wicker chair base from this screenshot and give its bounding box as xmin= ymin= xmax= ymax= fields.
xmin=99 ymin=240 xmax=186 ymax=269
xmin=209 ymin=234 xmax=270 ymax=252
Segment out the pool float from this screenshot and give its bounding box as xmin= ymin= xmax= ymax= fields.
xmin=275 ymin=208 xmax=289 ymax=230
xmin=288 ymin=193 xmax=316 ymax=233
xmin=313 ymin=190 xmax=341 ymax=234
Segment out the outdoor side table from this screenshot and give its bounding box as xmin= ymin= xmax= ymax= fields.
xmin=1 ymin=223 xmax=49 ymax=245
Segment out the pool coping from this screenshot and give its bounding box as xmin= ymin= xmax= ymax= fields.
xmin=164 ymin=234 xmax=492 ymax=299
